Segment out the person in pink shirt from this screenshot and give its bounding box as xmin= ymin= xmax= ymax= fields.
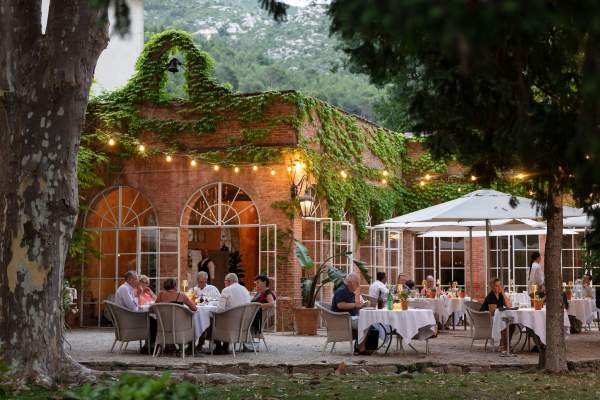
xmin=135 ymin=274 xmax=156 ymax=306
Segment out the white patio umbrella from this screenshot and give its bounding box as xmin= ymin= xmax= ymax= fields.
xmin=379 ymin=189 xmax=584 ymax=295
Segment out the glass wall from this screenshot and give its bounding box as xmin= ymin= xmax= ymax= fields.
xmin=561 ymin=234 xmax=584 ymax=283
xmin=414 ymin=237 xmax=465 ymax=288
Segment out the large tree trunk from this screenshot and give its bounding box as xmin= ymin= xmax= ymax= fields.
xmin=0 ymin=0 xmax=108 ymax=385
xmin=540 ymin=187 xmax=567 ymax=372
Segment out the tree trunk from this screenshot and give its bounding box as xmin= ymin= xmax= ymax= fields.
xmin=540 ymin=187 xmax=567 ymax=372
xmin=0 ymin=0 xmax=108 ymax=385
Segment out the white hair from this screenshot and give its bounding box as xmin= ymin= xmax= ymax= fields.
xmin=345 ymin=272 xmax=360 ymax=285
xmin=197 ymin=271 xmax=209 ymax=280
xmin=225 ymin=273 xmax=238 ymax=283
xmin=426 ymin=275 xmax=434 ymax=281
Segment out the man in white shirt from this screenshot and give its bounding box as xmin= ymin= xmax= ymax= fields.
xmin=213 ymin=273 xmax=251 ymax=354
xmin=115 ymin=271 xmax=139 ymax=311
xmin=193 ymin=271 xmax=220 ymax=300
xmin=369 ymin=272 xmax=389 ymax=304
xmin=216 ymin=272 xmax=251 ymax=313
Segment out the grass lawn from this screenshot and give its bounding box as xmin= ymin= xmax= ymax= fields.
xmin=3 ymin=371 xmax=599 ymax=399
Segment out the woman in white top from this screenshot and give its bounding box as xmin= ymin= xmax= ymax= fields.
xmin=527 ymin=251 xmax=544 ymax=295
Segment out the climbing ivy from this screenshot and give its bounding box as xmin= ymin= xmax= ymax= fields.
xmin=84 ymin=29 xmax=524 ymax=240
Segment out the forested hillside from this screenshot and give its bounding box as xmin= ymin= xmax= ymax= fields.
xmin=144 ymin=0 xmax=383 ymax=122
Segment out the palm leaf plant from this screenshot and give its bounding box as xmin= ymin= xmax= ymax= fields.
xmin=294 ymin=239 xmax=371 ymax=308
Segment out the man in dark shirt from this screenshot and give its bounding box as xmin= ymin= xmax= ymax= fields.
xmin=331 ymin=272 xmax=369 ymax=354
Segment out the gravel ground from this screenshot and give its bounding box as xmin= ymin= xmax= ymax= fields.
xmin=66 ymin=326 xmax=600 ymax=369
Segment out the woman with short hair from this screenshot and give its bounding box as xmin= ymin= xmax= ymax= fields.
xmin=135 ymin=274 xmax=156 ymax=306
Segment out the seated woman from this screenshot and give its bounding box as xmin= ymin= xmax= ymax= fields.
xmin=251 ymin=275 xmax=276 ymax=333
xmin=135 ymin=274 xmax=157 ymax=306
xmin=582 ymin=274 xmax=595 ymax=299
xmin=481 ymin=278 xmax=513 ymax=352
xmin=156 ymin=278 xmax=197 ymax=312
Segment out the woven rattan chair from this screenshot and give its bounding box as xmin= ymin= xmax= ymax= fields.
xmin=210 ymin=303 xmax=260 ymax=358
xmin=104 ymin=300 xmax=150 ymax=354
xmin=315 ymin=302 xmax=354 ymax=354
xmin=151 ymin=303 xmax=195 ymax=359
xmin=251 ymin=306 xmax=274 ymax=352
xmin=466 ymin=308 xmax=494 ymax=352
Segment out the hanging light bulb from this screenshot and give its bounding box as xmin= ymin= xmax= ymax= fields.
xmin=516 ymin=173 xmax=526 ymax=180
xmin=340 ymin=170 xmax=348 ymax=179
xmin=234 ymin=166 xmax=240 ymax=173
xmin=470 ymin=175 xmax=477 ymax=182
xmin=252 ymin=165 xmax=258 ymax=172
xmin=108 ymin=138 xmax=116 ymax=146
xmin=165 ymin=155 xmax=172 ymax=162
xmin=270 ymin=169 xmax=276 ymax=176
xmin=458 ymin=187 xmax=462 ymax=193
xmin=213 ymin=165 xmax=220 ymax=171
xmin=287 ymin=166 xmax=292 ymax=173
xmin=138 ymin=144 xmax=145 ymax=153
xmin=382 ymin=170 xmax=389 ymax=177
xmin=419 ymin=180 xmax=426 ymax=187
xmin=190 ymin=159 xmax=197 ymax=167
xmin=381 ymin=179 xmax=387 ymax=185
xmin=425 ymin=174 xmax=432 ymax=180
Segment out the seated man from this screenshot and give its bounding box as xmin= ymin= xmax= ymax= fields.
xmin=332 ymin=272 xmax=369 ymax=355
xmin=420 ymin=275 xmax=435 ymax=296
xmin=481 ymin=278 xmax=514 ymax=353
xmin=192 ymin=271 xmax=220 ymax=300
xmin=213 ymin=273 xmax=251 ymax=354
xmin=115 ymin=270 xmax=140 ymax=311
xmin=368 ymin=271 xmax=388 ymax=306
xmin=114 ymin=271 xmax=156 ymax=354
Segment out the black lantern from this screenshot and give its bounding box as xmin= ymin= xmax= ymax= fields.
xmin=166 ymin=57 xmax=182 ymax=73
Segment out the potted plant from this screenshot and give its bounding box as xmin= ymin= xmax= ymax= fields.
xmin=398 ymin=290 xmax=409 ymax=310
xmin=533 ymin=295 xmax=545 ymax=310
xmin=564 ymin=282 xmax=573 ymax=301
xmin=294 ymin=240 xmax=370 ymax=335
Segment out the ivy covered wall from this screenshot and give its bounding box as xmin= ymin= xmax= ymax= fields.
xmin=79 ymin=29 xmax=525 ymax=243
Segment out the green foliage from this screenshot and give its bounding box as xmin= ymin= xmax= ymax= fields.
xmin=295 ymin=240 xmax=370 ymax=308
xmin=66 ymin=373 xmax=199 ymax=400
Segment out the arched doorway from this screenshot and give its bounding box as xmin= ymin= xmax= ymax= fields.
xmin=82 ymin=186 xmax=159 ymax=326
xmin=181 ymin=182 xmax=276 ymax=292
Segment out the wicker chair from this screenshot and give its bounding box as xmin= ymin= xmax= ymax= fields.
xmin=251 ymin=306 xmax=274 ymax=352
xmin=210 ymin=303 xmax=260 ymax=358
xmin=151 ymin=303 xmax=195 ymax=359
xmin=104 ymin=301 xmax=150 ymax=354
xmin=315 ymin=302 xmax=354 ymax=354
xmin=466 ymin=308 xmax=494 ymax=352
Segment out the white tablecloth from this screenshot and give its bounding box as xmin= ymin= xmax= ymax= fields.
xmin=192 ymin=305 xmax=217 ymax=338
xmin=568 ymin=299 xmax=597 ymax=324
xmin=358 ymin=309 xmax=436 ymax=343
xmin=492 ymin=308 xmax=570 ymax=345
xmin=408 ymin=297 xmax=469 ymax=324
xmin=507 ymin=292 xmax=531 ymax=308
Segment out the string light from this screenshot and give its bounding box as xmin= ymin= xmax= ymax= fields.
xmin=190 ymin=159 xmax=197 ymax=167
xmin=528 ymin=190 xmax=535 ymax=196
xmin=108 ymin=138 xmax=116 ymax=146
xmin=213 ymin=165 xmax=220 ymax=171
xmin=234 ymin=166 xmax=240 ymax=173
xmin=252 ymin=165 xmax=258 ymax=171
xmin=516 ymin=173 xmax=526 ymax=180
xmin=419 ymin=180 xmax=426 ymax=187
xmin=294 ymin=160 xmax=304 ymax=173
xmin=425 ymin=174 xmax=432 ymax=180
xmin=270 ymin=169 xmax=276 ymax=176
xmin=381 ymin=179 xmax=387 ymax=185
xmin=458 ymin=188 xmax=462 ymax=193
xmin=382 ymin=170 xmax=389 ymax=177
xmin=340 ymin=170 xmax=348 ymax=179
xmin=165 ymin=155 xmax=172 ymax=162
xmin=470 ymin=175 xmax=477 ymax=182
xmin=585 ymin=154 xmax=591 ymax=160
xmin=138 ymin=144 xmax=145 ymax=153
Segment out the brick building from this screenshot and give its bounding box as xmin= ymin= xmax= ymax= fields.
xmin=73 ymin=31 xmax=586 ymax=329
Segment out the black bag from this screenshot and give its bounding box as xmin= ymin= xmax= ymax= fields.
xmin=364 ymin=325 xmax=380 ymax=351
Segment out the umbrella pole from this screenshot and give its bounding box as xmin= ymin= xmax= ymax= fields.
xmin=485 ymin=219 xmax=490 ymax=293
xmin=469 ymin=227 xmax=473 ymax=297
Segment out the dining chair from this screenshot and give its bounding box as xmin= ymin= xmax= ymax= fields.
xmin=151 ymin=303 xmax=195 ymax=359
xmin=104 ymin=300 xmax=150 ymax=354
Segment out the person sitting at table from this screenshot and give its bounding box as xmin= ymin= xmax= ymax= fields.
xmin=115 ymin=270 xmax=140 ymax=311
xmin=214 ymin=273 xmax=251 ymax=354
xmin=481 ymin=278 xmax=514 ymax=353
xmin=405 ymin=280 xmax=415 ymax=290
xmin=192 ymin=271 xmax=220 ymax=301
xmin=582 ymin=273 xmax=594 ymax=299
xmin=420 ymin=275 xmax=435 ymax=297
xmin=332 ymin=272 xmax=370 ymax=355
xmin=251 ymin=275 xmax=276 ymax=334
xmin=156 ymin=278 xmax=197 ymax=312
xmin=135 ymin=274 xmax=156 ymax=306
xmin=368 ymin=272 xmax=389 ymax=306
